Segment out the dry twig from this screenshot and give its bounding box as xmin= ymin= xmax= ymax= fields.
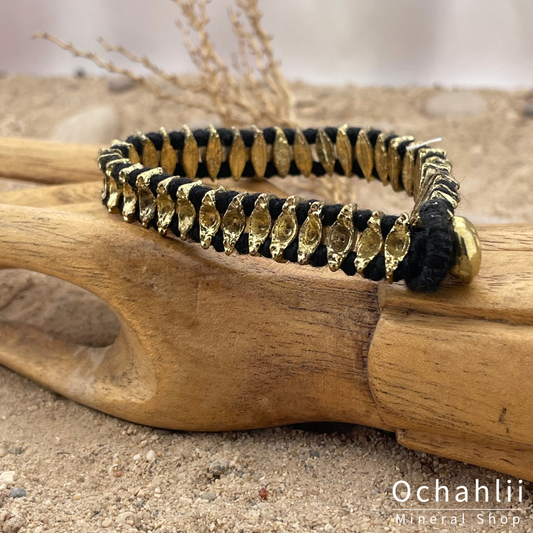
xmin=35 ymin=0 xmax=349 ymax=202
xmin=34 ymin=0 xmax=295 ymax=127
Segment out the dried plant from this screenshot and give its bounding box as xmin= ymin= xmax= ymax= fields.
xmin=35 ymin=0 xmax=350 ymax=203
xmin=34 ymin=0 xmax=295 ymax=127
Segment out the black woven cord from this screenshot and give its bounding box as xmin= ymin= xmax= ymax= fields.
xmin=381 ymin=215 xmax=397 ymax=236
xmin=296 ymin=201 xmax=313 ymax=225
xmin=110 ymin=162 xmax=130 ymax=183
xmin=167 ymin=177 xmax=192 ymax=200
xmin=146 ymin=132 xmax=163 ymax=151
xmin=113 ymin=144 xmax=130 ymax=158
xmin=346 ymin=127 xmax=361 ymax=145
xmin=242 ymin=193 xmax=261 ymax=217
xmin=215 ymin=190 xmax=239 ymax=213
xmin=384 ymin=134 xmax=397 ymax=151
xmin=124 ymin=177 xmax=453 ymax=291
xmin=103 ymin=126 xmax=460 ymax=293
xmin=147 ymin=173 xmax=171 ymax=196
xmin=150 ymin=178 xmax=450 ymax=288
xmin=263 ymin=127 xmax=276 ymax=144
xmin=404 ymin=199 xmax=455 ymax=292
xmin=396 ymin=138 xmax=413 ymax=158
xmin=284 ymin=128 xmax=296 ymax=144
xmin=126 ymin=135 xmax=143 ymax=155
xmin=309 ymin=245 xmax=328 ymax=267
xmin=303 ymin=128 xmax=317 ymax=144
xmin=168 ymin=131 xmax=185 ymax=151
xmin=396 ymin=138 xmax=415 ymax=189
xmin=98 ymin=152 xmax=122 ymax=171
xmin=219 ymin=128 xmax=233 ymax=147
xmin=241 ymin=130 xmax=255 ymax=147
xmin=128 ymin=126 xmax=431 ymax=183
xmin=126 ymin=167 xmax=147 ymax=188
xmin=354 ymin=210 xmax=373 ymax=231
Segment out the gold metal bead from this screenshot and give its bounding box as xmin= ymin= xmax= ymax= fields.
xmin=273 ymin=127 xmax=291 ymax=177
xmin=109 ymin=139 xmax=139 ymax=165
xmin=293 ymin=128 xmax=313 ymax=177
xmin=326 ymin=203 xmax=357 ymax=272
xmin=248 ymin=193 xmax=272 ymax=256
xmin=176 ymin=180 xmax=203 ymax=240
xmin=137 ymin=168 xmax=164 ymax=227
xmin=426 ymin=155 xmax=452 ymax=168
xmin=421 ymin=155 xmax=452 ymax=173
xmin=384 ymin=212 xmax=411 ymax=283
xmin=119 ymin=163 xmax=143 ymax=223
xmin=110 ymin=140 xmax=131 ymax=158
xmin=354 ymin=211 xmax=384 ymax=276
xmin=98 ymin=146 xmax=123 ymax=158
xmin=222 ymin=192 xmax=247 ymax=255
xmin=421 ymin=157 xmax=454 ymax=195
xmin=156 ymin=176 xmax=177 ymax=236
xmin=137 ymin=132 xmax=159 ymax=169
xmin=199 ymin=186 xmax=225 ymax=249
xmin=251 ymin=126 xmax=267 ymax=180
xmin=388 ymin=135 xmax=414 ymax=192
xmin=109 ymin=140 xmax=126 ymax=149
xmin=129 ymin=143 xmax=140 ymax=165
xmin=316 ymin=128 xmax=335 ymax=176
xmin=417 ymin=159 xmax=453 ymax=202
xmin=425 ymin=172 xmax=460 ymax=209
xmin=229 ymin=127 xmax=246 ymax=181
xmin=401 ymin=142 xmax=417 ymax=196
xmin=98 ymin=150 xmax=122 ymax=187
xmin=433 ymin=176 xmax=460 ymax=210
xmin=101 ymin=157 xmax=129 ymax=207
xmin=336 ymin=124 xmax=352 ymax=177
xmin=450 ymin=216 xmax=481 ymax=284
xmin=115 ymin=137 xmax=140 ymax=165
xmin=270 ymin=196 xmax=302 ymax=262
xmin=410 ymin=170 xmax=440 ymax=226
xmin=355 ymin=129 xmax=374 ymax=182
xmin=414 ymin=148 xmax=447 ymax=199
xmin=434 ymin=172 xmax=460 ymax=193
xmin=181 ymin=124 xmax=199 ymax=179
xmin=160 ymin=127 xmax=177 ymax=174
xmin=297 ymin=201 xmax=324 ymax=265
xmin=106 ymin=175 xmax=123 ymax=214
xmin=429 ymin=191 xmax=457 ymax=220
xmin=375 ymin=132 xmax=390 ymax=184
xmin=205 ymin=125 xmax=222 ymax=182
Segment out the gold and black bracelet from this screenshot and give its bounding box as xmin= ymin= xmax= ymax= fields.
xmin=98 ymin=125 xmax=481 ymax=293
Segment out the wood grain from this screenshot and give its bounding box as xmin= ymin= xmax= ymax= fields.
xmin=0 ymin=202 xmax=389 ymax=432
xmin=0 ymin=137 xmax=103 ymax=184
xmin=1 ymin=137 xmax=533 ymax=480
xmin=398 ymin=429 xmax=533 ymax=482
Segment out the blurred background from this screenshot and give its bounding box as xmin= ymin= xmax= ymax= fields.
xmin=1 ymin=0 xmax=533 ymax=87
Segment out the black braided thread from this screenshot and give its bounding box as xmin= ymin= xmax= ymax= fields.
xmin=125 ymin=127 xmax=387 ymax=182
xmin=102 ymin=127 xmax=457 ymax=292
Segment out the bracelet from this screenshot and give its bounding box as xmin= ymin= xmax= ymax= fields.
xmin=98 ymin=125 xmax=481 ymax=292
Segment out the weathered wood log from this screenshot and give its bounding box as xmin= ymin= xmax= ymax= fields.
xmin=0 ymin=137 xmax=102 ymax=184
xmin=1 ymin=138 xmax=532 ymax=481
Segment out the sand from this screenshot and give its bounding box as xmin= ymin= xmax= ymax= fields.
xmin=1 ymin=75 xmax=533 ymax=533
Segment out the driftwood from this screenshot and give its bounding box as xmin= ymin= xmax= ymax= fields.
xmin=0 ymin=138 xmax=532 ymax=481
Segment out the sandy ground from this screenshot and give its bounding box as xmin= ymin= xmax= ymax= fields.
xmin=1 ymin=76 xmax=533 ymax=533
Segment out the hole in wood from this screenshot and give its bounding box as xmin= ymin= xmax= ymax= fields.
xmin=0 ymin=268 xmax=120 ymax=347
